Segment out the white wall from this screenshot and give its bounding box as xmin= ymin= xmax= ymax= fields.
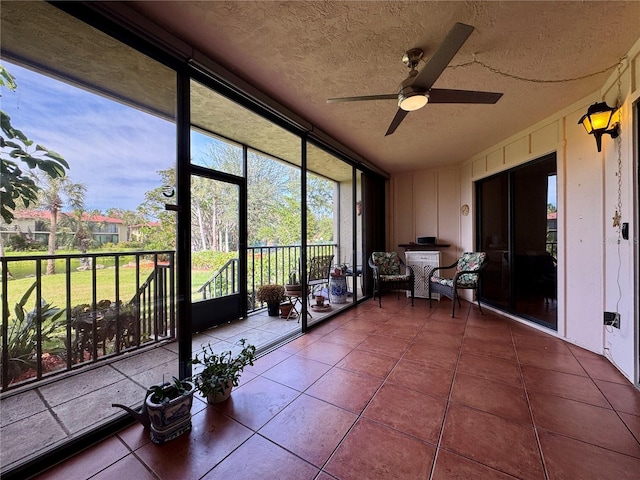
xmin=389 ymin=37 xmax=640 ymax=382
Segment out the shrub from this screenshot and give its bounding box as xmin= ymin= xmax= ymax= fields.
xmin=1 ymin=282 xmax=66 ymax=385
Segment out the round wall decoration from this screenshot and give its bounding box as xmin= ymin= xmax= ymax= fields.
xmin=461 ymin=204 xmax=470 ymax=216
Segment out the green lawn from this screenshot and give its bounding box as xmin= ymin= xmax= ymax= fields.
xmin=3 ymin=268 xmax=221 ymax=316
xmin=4 ymin=267 xmax=157 ymax=313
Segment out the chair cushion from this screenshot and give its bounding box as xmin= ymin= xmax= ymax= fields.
xmin=372 ymin=252 xmax=401 ymax=275
xmin=431 ymin=276 xmax=454 ymax=287
xmin=456 ymin=252 xmax=487 ymax=285
xmin=431 ymin=275 xmax=477 ymax=288
xmin=456 ymin=252 xmax=487 ymax=273
xmin=380 ymin=274 xmax=410 ymax=283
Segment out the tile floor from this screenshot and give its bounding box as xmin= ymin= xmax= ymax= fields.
xmin=31 ymin=297 xmax=640 ymax=479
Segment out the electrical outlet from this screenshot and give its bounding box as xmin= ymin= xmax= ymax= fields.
xmin=604 ymin=311 xmax=620 ymax=328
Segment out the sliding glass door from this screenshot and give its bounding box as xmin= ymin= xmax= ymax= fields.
xmin=477 ymin=153 xmax=558 ymax=329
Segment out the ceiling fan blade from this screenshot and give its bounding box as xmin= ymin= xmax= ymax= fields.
xmin=428 ymin=88 xmax=503 ymax=104
xmin=327 ymin=94 xmax=397 ymax=103
xmin=412 ymin=22 xmax=474 ymax=91
xmin=385 ymin=109 xmax=409 ymax=136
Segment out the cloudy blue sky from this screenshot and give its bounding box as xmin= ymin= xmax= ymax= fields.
xmin=3 ymin=61 xmax=187 ymax=213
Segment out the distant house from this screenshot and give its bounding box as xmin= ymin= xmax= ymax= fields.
xmin=0 ymin=210 xmax=127 ymax=246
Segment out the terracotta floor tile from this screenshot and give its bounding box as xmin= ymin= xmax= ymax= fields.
xmin=620 ymin=412 xmax=640 ymax=443
xmin=429 ymin=310 xmax=468 ymax=325
xmin=421 ymin=321 xmax=467 ymax=335
xmin=116 ymin=422 xmax=152 ymax=451
xmin=295 ymin=340 xmax=354 ymax=365
xmin=324 ymin=417 xmax=436 ymax=480
xmin=517 ymin=348 xmax=587 ymax=376
xmin=538 ymin=430 xmax=640 ymax=480
xmin=213 ymin=376 xmax=299 ymax=430
xmin=335 ymin=349 xmax=398 ymax=379
xmin=259 ymin=394 xmax=356 ymax=467
xmin=464 ymin=325 xmax=513 ymax=344
xmin=566 ymin=342 xmax=602 ymax=358
xmin=370 ymin=322 xmax=419 ymax=340
xmin=340 ymin=317 xmax=384 ymax=334
xmin=261 ymin=354 xmax=332 ymax=391
xmin=202 ymin=434 xmax=318 ymax=480
xmin=277 ymin=332 xmax=324 ymax=353
xmin=355 ymin=308 xmax=394 ymax=322
xmin=402 ymin=341 xmax=460 ymax=371
xmin=386 ymin=358 xmax=454 ymax=399
xmin=577 ymin=355 xmax=632 ymax=384
xmin=521 ymin=365 xmax=610 ymax=408
xmin=440 ymin=404 xmax=544 ymax=480
xmin=509 ymin=322 xmax=548 ymax=337
xmin=356 ymin=334 xmax=412 ymax=358
xmin=432 ymin=449 xmax=520 ymax=480
xmin=136 ymin=408 xmax=252 ymax=480
xmin=319 ymin=327 xmax=369 ymax=348
xmin=305 ymin=367 xmax=382 ymax=414
xmin=33 ymin=436 xmax=130 ymax=480
xmin=595 ymin=379 xmax=640 ymax=415
xmin=414 ymin=330 xmax=464 ymax=349
xmin=513 ymin=334 xmax=572 ymax=354
xmin=243 ymin=349 xmax=292 ymax=375
xmin=91 ymin=453 xmax=156 ymax=480
xmin=466 ymin=316 xmax=510 ymax=331
xmin=461 ymin=337 xmax=517 ymax=363
xmin=451 ymin=373 xmax=531 ymax=424
xmin=457 ymin=353 xmax=523 ymax=387
xmin=528 ymin=392 xmax=640 ymax=457
xmin=363 ymin=383 xmax=446 ymax=444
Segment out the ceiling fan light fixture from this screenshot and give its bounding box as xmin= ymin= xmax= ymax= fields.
xmin=398 ymin=91 xmax=429 ymax=111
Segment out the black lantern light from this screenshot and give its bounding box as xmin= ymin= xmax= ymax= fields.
xmin=578 ymin=102 xmax=619 ymax=152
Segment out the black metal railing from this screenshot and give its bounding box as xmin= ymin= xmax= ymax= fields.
xmin=196 ymin=243 xmax=336 ymax=311
xmin=1 ymin=251 xmax=175 ymax=392
xmin=197 ymin=258 xmax=239 ymax=300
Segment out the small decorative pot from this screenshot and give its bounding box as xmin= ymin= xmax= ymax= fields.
xmin=145 ymin=381 xmax=195 ymax=444
xmin=206 ymin=378 xmax=234 ymax=404
xmin=315 ymin=295 xmax=325 ymax=306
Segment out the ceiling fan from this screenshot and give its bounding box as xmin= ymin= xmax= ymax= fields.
xmin=326 ymin=23 xmax=503 ymax=136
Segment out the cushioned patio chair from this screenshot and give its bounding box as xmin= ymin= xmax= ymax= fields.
xmin=428 ymin=251 xmax=487 ymax=317
xmin=368 ymin=251 xmax=414 ymax=308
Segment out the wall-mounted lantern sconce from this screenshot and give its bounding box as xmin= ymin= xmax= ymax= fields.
xmin=578 ymin=101 xmax=619 ymax=152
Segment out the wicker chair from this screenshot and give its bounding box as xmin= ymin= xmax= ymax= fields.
xmin=428 ymin=251 xmax=487 ymax=317
xmin=368 ymin=251 xmax=414 ymax=307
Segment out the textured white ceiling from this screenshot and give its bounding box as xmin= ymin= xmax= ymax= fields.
xmin=127 ymin=1 xmax=640 ymax=174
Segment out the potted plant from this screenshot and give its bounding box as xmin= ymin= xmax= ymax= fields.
xmin=190 ymin=339 xmax=256 ymax=404
xmin=144 ymin=377 xmax=196 ymax=444
xmin=256 ymin=284 xmax=285 ymax=316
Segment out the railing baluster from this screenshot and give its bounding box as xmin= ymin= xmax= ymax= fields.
xmin=91 ymin=258 xmax=98 ymax=361
xmin=169 ymin=252 xmax=175 ymax=338
xmin=35 ymin=259 xmax=43 ymax=380
xmin=115 ymin=255 xmax=121 ymax=355
xmin=65 ymin=257 xmax=72 ymax=369
xmin=2 ymin=256 xmax=9 ymax=391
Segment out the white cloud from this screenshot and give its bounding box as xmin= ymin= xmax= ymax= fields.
xmin=3 ymin=62 xmax=176 ymax=212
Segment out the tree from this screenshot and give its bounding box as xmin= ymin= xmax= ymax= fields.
xmin=137 ymin=168 xmax=177 ymax=250
xmin=1 ymin=65 xmax=69 ymax=278
xmin=0 ymin=65 xmax=69 ymax=224
xmin=106 ymin=208 xmax=146 ymax=243
xmin=35 ymin=175 xmax=86 ymax=274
